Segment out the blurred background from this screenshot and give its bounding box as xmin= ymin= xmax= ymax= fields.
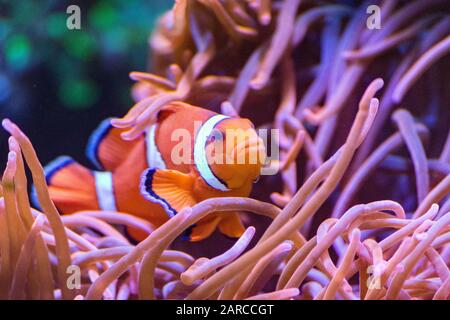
xmin=0 ymin=0 xmax=173 ymax=169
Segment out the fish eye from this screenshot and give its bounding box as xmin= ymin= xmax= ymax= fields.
xmin=208 ymin=135 xmax=221 ymax=143
xmin=209 ymin=129 xmax=224 ymax=143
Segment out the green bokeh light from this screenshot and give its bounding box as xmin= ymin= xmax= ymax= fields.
xmin=46 ymin=13 xmax=67 ymax=39
xmin=63 ymin=32 xmax=97 ymax=60
xmin=0 ymin=21 xmax=11 ymax=42
xmin=88 ymin=1 xmax=118 ymax=31
xmin=102 ymin=27 xmax=128 ymax=54
xmin=5 ymin=34 xmax=31 ymax=70
xmin=3 ymin=0 xmax=174 ymax=110
xmin=59 ymin=78 xmax=99 ymax=110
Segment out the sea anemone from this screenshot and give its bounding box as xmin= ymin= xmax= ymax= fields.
xmin=0 ymin=0 xmax=449 ymax=300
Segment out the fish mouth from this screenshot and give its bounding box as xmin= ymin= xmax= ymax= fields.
xmin=231 ymin=136 xmax=266 ymax=166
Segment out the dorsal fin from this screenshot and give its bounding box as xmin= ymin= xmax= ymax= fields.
xmin=86 ymin=118 xmax=143 ymax=171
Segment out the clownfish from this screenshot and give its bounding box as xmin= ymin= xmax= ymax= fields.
xmin=43 ymin=102 xmax=267 ymax=241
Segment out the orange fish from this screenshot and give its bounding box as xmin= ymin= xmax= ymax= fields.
xmin=42 ymin=102 xmax=267 ymax=241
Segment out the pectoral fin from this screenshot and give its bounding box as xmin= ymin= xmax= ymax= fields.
xmin=218 ymin=212 xmax=246 ymax=238
xmin=184 ymin=214 xmax=222 ymax=242
xmin=184 ymin=212 xmax=245 ymax=242
xmin=140 ymin=168 xmax=197 ymax=217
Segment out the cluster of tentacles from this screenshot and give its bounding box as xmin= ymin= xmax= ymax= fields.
xmin=0 ymin=0 xmax=449 ymax=299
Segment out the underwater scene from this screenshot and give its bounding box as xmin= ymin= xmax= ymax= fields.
xmin=0 ymin=0 xmax=449 ymax=301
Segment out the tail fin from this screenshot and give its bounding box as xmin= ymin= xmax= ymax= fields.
xmin=40 ymin=156 xmax=100 ymax=214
